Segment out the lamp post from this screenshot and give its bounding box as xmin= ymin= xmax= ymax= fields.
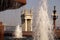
xmin=52 ymin=6 xmax=58 ymax=31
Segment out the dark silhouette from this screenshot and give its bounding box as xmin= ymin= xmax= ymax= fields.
xmin=0 ymin=0 xmax=26 ymax=11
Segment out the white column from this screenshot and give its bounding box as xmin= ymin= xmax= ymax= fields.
xmin=25 ymin=19 xmax=27 ymax=31
xmin=31 ymin=19 xmax=32 ymax=31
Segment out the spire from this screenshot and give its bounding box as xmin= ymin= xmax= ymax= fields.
xmin=53 ymin=6 xmax=56 ymax=14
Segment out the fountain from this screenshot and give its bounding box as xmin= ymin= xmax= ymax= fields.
xmin=33 ymin=0 xmax=54 ymax=40
xmin=13 ymin=24 xmax=22 ymax=40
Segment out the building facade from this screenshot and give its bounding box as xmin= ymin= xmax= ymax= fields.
xmin=21 ymin=9 xmax=33 ymax=40
xmin=21 ymin=9 xmax=32 ymax=31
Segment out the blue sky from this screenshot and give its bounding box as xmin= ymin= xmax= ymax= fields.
xmin=0 ymin=0 xmax=60 ymax=26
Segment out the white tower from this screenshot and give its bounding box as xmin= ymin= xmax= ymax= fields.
xmin=21 ymin=9 xmax=32 ymax=31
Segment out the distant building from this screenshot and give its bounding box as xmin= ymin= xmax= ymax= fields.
xmin=21 ymin=9 xmax=33 ymax=40
xmin=4 ymin=26 xmax=16 ymax=31
xmin=21 ymin=9 xmax=32 ymax=31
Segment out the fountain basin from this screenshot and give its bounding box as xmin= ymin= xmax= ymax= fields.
xmin=12 ymin=38 xmax=22 ymax=40
xmin=4 ymin=37 xmax=27 ymax=40
xmin=12 ymin=37 xmax=27 ymax=40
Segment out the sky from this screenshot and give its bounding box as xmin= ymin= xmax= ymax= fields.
xmin=0 ymin=0 xmax=60 ymax=27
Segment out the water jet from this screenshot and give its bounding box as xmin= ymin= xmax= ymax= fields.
xmin=33 ymin=0 xmax=54 ymax=40
xmin=13 ymin=25 xmax=22 ymax=40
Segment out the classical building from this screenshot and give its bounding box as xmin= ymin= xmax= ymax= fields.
xmin=21 ymin=9 xmax=32 ymax=31
xmin=21 ymin=9 xmax=33 ymax=40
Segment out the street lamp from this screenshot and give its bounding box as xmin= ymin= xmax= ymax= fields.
xmin=52 ymin=6 xmax=58 ymax=30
